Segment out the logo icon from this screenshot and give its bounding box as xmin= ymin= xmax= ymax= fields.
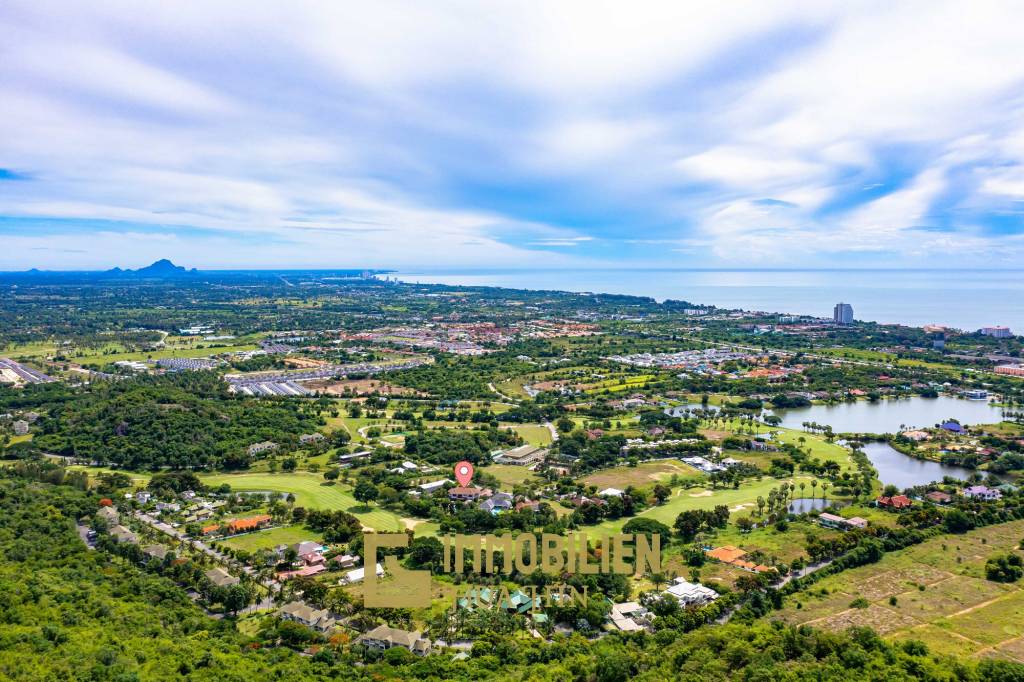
xmin=454 ymin=461 xmax=474 ymax=487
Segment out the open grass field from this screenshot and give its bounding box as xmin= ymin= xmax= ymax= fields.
xmin=596 ymin=474 xmax=826 ymax=533
xmin=771 ymin=519 xmax=1024 ymax=662
xmin=480 ymin=464 xmax=541 ymax=488
xmin=220 ymin=523 xmax=323 ymax=552
xmin=198 ymin=472 xmax=405 ymax=531
xmin=582 ymin=459 xmax=704 ymax=490
xmin=506 ymin=424 xmax=554 ymax=446
xmin=66 ymin=465 xmax=152 ymax=488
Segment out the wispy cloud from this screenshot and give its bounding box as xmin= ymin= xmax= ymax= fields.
xmin=0 ymin=1 xmax=1022 ymax=269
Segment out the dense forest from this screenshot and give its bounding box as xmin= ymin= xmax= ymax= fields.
xmin=28 ymin=373 xmax=320 ymax=469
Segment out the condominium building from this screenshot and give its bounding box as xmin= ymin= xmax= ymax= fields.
xmin=833 ymin=303 xmax=854 ymax=325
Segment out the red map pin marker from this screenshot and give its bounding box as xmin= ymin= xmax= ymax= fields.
xmin=454 ymin=461 xmax=474 ymax=487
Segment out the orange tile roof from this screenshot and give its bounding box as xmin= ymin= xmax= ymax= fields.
xmin=201 ymin=524 xmax=221 ymax=534
xmin=706 ymin=545 xmax=747 ymax=563
xmin=227 ymin=514 xmax=272 ymax=532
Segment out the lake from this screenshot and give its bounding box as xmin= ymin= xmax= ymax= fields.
xmin=861 ymin=441 xmax=974 ymax=489
xmin=771 ymin=396 xmax=1006 ymax=434
xmin=787 ymin=497 xmax=839 ymax=513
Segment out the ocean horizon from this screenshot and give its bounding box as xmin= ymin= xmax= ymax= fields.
xmin=393 ymin=267 xmax=1024 ymax=333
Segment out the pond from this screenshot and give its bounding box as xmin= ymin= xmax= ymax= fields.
xmin=861 ymin=441 xmax=975 ymax=489
xmin=787 ymin=497 xmax=841 ymax=514
xmin=770 ymin=396 xmax=1005 ymax=434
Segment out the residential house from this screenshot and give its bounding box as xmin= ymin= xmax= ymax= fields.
xmin=143 ymin=545 xmax=169 ymax=562
xmin=226 ymin=514 xmax=272 ymax=533
xmin=877 ymin=495 xmax=913 ymax=509
xmin=331 ymin=554 xmax=358 ymax=569
xmin=563 ymin=494 xmax=606 ymax=508
xmin=343 ymin=563 xmax=384 ymax=584
xmin=277 ymin=601 xmax=337 ymax=633
xmin=357 ymin=625 xmax=432 ymax=656
xmin=705 ymin=546 xmax=771 ymax=573
xmin=448 ymin=486 xmax=487 ymax=502
xmin=607 ymin=601 xmax=650 ymax=631
xmin=479 ymin=492 xmax=514 ymax=514
xmin=962 ymin=485 xmax=1002 ymax=501
xmin=12 ymin=420 xmax=29 ymax=436
xmin=493 ymin=444 xmax=549 ymax=466
xmin=96 ymin=505 xmax=120 ymax=525
xmin=940 ymin=421 xmax=966 ymax=434
xmin=665 ymin=578 xmax=718 ymax=607
xmin=818 ymin=513 xmax=868 ymax=531
xmin=925 ymin=491 xmax=952 ymax=504
xmin=135 ymin=491 xmax=152 ymax=505
xmin=109 ymin=525 xmax=138 ymax=544
xmin=247 ymin=441 xmax=278 ymax=456
xmin=515 ymin=500 xmax=542 ymax=513
xmin=299 ymin=433 xmax=325 ymax=445
xmin=418 ymin=479 xmax=451 ymax=494
xmin=205 ymin=567 xmax=240 ymax=588
xmin=598 ymin=487 xmax=624 ymax=498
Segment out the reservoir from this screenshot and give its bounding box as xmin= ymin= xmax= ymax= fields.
xmin=770 ymin=396 xmax=1005 ymax=434
xmin=860 ymin=441 xmax=975 ymax=489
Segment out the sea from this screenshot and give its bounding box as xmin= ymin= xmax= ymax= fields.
xmin=392 ymin=268 xmax=1024 ymax=333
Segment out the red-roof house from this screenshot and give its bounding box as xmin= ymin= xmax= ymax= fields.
xmin=877 ymin=495 xmax=913 ymax=509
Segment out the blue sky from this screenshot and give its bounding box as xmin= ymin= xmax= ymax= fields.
xmin=1 ymin=1 xmax=1023 ymax=270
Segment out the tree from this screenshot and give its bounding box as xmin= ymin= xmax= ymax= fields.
xmin=623 ymin=517 xmax=671 ymax=542
xmin=282 ymin=457 xmax=298 ymax=472
xmin=556 ymin=417 xmax=575 ymax=433
xmin=353 ymin=480 xmax=379 ymax=505
xmin=652 ymin=484 xmax=671 ymax=505
xmin=323 ymin=467 xmax=341 ymax=481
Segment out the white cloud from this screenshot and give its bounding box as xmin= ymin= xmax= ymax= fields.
xmin=1 ymin=1 xmax=1023 ymax=268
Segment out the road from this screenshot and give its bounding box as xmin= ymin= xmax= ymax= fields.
xmin=134 ymin=511 xmax=280 ymax=596
xmin=488 ymin=382 xmax=520 ymax=403
xmin=715 ymin=558 xmax=834 ymax=624
xmin=543 ymin=421 xmax=560 ymax=443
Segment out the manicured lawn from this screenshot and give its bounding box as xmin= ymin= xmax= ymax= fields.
xmin=220 ymin=524 xmax=323 ymax=552
xmin=597 ymin=475 xmax=826 ymax=534
xmin=198 ymin=472 xmax=405 ymax=531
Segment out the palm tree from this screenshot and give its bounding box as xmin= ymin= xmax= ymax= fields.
xmin=822 ymin=481 xmax=831 ymax=499
xmin=799 ymin=481 xmax=806 ymax=498
xmin=756 ymin=496 xmax=766 ymax=516
xmin=811 ymin=479 xmax=819 ymax=499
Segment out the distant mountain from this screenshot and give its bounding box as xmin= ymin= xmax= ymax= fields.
xmin=109 ymin=259 xmax=198 ymax=278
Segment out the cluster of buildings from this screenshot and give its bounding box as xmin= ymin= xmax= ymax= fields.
xmin=224 ymin=356 xmax=431 ymax=395
xmin=608 ymin=577 xmax=719 ymax=632
xmin=157 ymin=357 xmax=220 ymax=371
xmin=606 ymin=348 xmax=754 ymax=370
xmin=2 ymin=410 xmax=38 ymax=436
xmin=0 ymin=357 xmax=54 ymax=386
